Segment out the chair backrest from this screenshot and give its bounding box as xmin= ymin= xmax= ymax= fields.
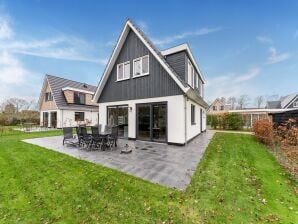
xmin=77 ymin=126 xmax=87 ymax=136
xmin=91 ymin=126 xmax=99 ymax=135
xmin=111 ymin=126 xmax=118 ymax=138
xmin=104 ymin=125 xmax=112 ymax=133
xmin=63 ymin=127 xmax=73 ymax=139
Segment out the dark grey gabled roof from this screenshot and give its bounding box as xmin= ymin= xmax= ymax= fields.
xmin=44 ymin=74 xmax=97 ymax=109
xmin=266 ymin=100 xmax=281 ymax=109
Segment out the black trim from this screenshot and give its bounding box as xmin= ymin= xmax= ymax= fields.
xmin=187 ymin=132 xmax=202 ymax=144
xmin=168 ymin=142 xmax=185 ymax=146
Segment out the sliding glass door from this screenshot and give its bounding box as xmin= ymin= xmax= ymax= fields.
xmin=137 ymin=103 xmax=167 ymax=142
xmin=107 ymin=105 xmax=128 ymax=138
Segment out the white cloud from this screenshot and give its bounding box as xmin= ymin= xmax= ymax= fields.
xmin=0 ymin=16 xmax=13 ymax=39
xmin=256 ymin=35 xmax=273 ymax=44
xmin=205 ymin=67 xmax=261 ymax=101
xmin=267 ymin=47 xmax=290 ymax=64
xmin=152 ymin=27 xmax=222 ymax=47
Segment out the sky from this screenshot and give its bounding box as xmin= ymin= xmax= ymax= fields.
xmin=0 ymin=0 xmax=297 ymax=106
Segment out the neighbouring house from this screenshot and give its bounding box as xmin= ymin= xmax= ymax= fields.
xmin=267 ymin=92 xmax=298 ymax=124
xmin=208 ymin=92 xmax=298 ymax=128
xmin=208 ymin=98 xmax=231 ymax=114
xmin=266 ymin=92 xmax=298 ymax=109
xmin=93 ymin=19 xmax=208 ymax=145
xmin=38 ymin=74 xmax=99 ymax=128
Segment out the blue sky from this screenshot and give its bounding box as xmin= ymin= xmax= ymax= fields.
xmin=0 ymin=0 xmax=297 ymax=105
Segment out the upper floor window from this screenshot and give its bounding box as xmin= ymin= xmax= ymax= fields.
xmin=213 ymin=106 xmax=217 ymax=111
xmin=293 ymin=101 xmax=298 ymax=108
xmin=74 ymin=92 xmax=85 ymax=104
xmin=45 ymin=92 xmax=53 ymax=102
xmin=117 ymin=61 xmax=130 ymax=81
xmin=133 ymin=55 xmax=149 ymax=77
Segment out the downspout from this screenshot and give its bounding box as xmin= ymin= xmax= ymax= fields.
xmin=61 ymin=109 xmax=63 ymax=128
xmin=184 ymin=95 xmax=187 ymax=145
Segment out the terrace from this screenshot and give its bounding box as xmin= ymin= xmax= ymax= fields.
xmin=24 ymin=131 xmax=214 ymax=190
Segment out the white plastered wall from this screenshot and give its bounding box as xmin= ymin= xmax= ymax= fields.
xmin=98 ymin=95 xmax=186 ymax=144
xmin=186 ymin=98 xmax=207 ymax=141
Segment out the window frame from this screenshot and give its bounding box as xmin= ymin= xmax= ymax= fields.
xmin=73 ymin=91 xmax=86 ymax=105
xmin=116 ymin=61 xmax=130 ymax=81
xmin=213 ymin=106 xmax=217 ymax=111
xmin=191 ymin=104 xmax=196 ymax=125
xmin=293 ymin=101 xmax=298 ymax=108
xmin=45 ymin=92 xmax=53 ymax=102
xmin=220 ymin=105 xmax=224 ymax=111
xmin=74 ymin=112 xmax=85 ymax=122
xmin=133 ymin=55 xmax=149 ymax=78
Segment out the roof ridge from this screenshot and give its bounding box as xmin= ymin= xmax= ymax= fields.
xmin=46 ymin=74 xmax=97 ymax=88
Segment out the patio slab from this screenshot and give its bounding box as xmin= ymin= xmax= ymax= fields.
xmin=23 ymin=131 xmax=214 ymax=190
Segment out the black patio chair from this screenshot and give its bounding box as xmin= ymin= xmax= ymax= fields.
xmin=63 ymin=127 xmax=79 ymax=146
xmin=90 ymin=125 xmax=104 ymax=150
xmin=106 ymin=126 xmax=118 ymax=150
xmin=76 ymin=126 xmax=92 ymax=149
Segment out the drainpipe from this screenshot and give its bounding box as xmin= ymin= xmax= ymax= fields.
xmin=61 ymin=109 xmax=63 ymax=128
xmin=184 ymin=95 xmax=188 ymax=145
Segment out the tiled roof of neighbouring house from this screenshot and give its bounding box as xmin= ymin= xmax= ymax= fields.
xmin=45 ymin=74 xmax=97 ymax=109
xmin=266 ymin=100 xmax=281 ymax=109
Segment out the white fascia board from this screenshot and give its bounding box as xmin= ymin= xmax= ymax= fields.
xmin=161 ymin=43 xmax=206 ymax=84
xmin=228 ymin=108 xmax=296 ymax=113
xmin=93 ymin=21 xmax=189 ymax=103
xmin=62 ymin=87 xmax=94 ymax=95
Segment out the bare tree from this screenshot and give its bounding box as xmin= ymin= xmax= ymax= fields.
xmin=237 ymin=94 xmax=249 ymax=109
xmin=227 ymin=96 xmax=236 ymax=110
xmin=6 ymin=98 xmax=29 ymax=113
xmin=255 ymin=95 xmax=264 ymax=108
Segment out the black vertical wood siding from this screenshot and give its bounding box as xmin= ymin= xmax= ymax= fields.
xmin=165 ymin=51 xmax=187 ymax=81
xmin=98 ymin=30 xmax=183 ymax=103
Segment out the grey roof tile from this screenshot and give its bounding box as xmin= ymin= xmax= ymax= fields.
xmin=46 ymin=74 xmax=97 ymax=109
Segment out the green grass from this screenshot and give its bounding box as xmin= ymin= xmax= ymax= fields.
xmin=0 ymin=130 xmax=297 ymax=223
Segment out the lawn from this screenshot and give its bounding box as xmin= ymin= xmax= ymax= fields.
xmin=0 ymin=130 xmax=297 ymax=223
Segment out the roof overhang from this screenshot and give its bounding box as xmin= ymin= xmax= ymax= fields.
xmin=185 ymin=89 xmax=209 ymax=109
xmin=93 ymin=20 xmax=190 ymax=103
xmin=161 ymin=43 xmax=206 ymax=84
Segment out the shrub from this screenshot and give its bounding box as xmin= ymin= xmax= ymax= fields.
xmin=208 ymin=113 xmax=243 ymax=130
xmin=252 ymin=119 xmax=274 ymax=146
xmin=208 ymin=115 xmax=219 ymax=129
xmin=226 ymin=113 xmax=243 ymax=130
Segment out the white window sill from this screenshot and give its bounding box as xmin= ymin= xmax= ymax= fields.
xmin=116 ymin=77 xmax=130 ymax=82
xmin=133 ymin=73 xmax=149 ymax=79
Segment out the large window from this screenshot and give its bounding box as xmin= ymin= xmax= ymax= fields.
xmin=117 ymin=61 xmax=130 ymax=81
xmin=75 ymin=112 xmax=85 ymax=121
xmin=45 ymin=92 xmax=53 ymax=101
xmin=133 ymin=55 xmax=149 ymax=77
xmin=74 ymin=92 xmax=85 ymax=104
xmin=191 ymin=104 xmax=196 ymax=125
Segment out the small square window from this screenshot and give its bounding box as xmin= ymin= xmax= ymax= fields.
xmin=75 ymin=112 xmax=84 ymax=121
